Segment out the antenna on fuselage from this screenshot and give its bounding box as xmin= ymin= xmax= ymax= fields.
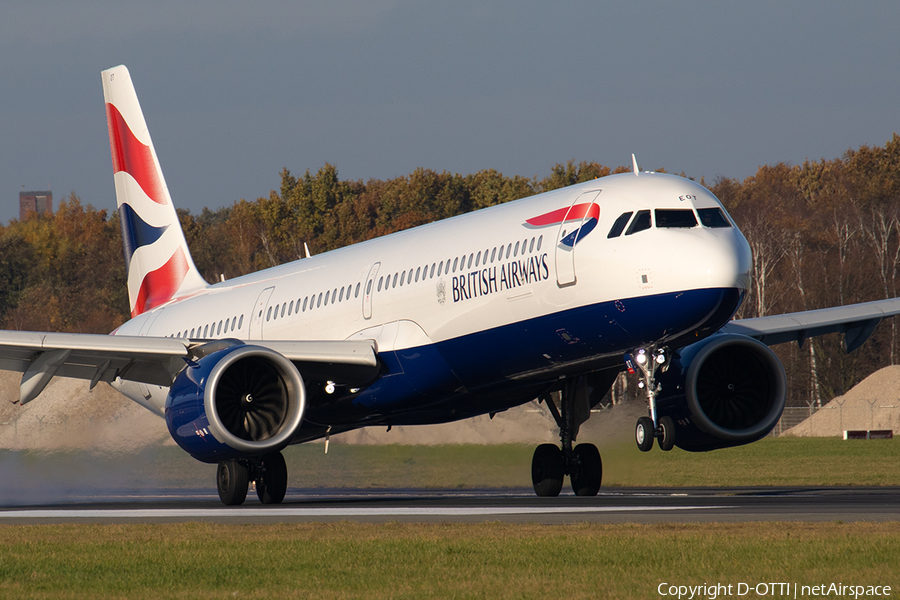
xmin=304 ymin=242 xmax=312 ymax=258
xmin=632 ymin=154 xmax=640 ymax=176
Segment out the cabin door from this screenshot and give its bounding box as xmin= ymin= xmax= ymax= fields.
xmin=248 ymin=286 xmax=275 ymax=339
xmin=362 ymin=262 xmax=381 ymax=320
xmin=555 ymin=190 xmax=601 ymax=287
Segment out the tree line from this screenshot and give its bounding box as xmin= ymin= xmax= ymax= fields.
xmin=3 ymin=133 xmax=899 ymax=408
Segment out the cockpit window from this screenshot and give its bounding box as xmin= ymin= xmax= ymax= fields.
xmin=697 ymin=207 xmax=732 ymax=228
xmin=655 ymin=209 xmax=697 ymax=228
xmin=607 ymin=211 xmax=633 ymax=238
xmin=625 ymin=210 xmax=652 ymax=235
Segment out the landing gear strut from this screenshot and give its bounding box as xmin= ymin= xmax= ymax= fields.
xmin=531 ymin=377 xmax=602 ymax=497
xmin=627 ymin=347 xmax=675 ymax=452
xmin=216 ymin=451 xmax=288 ymax=506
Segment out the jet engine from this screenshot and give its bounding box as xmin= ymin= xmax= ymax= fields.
xmin=656 ymin=334 xmax=786 ymax=451
xmin=165 ymin=344 xmax=307 ymax=463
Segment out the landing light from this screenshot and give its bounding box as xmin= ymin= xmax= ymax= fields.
xmin=325 ymin=381 xmax=336 ymax=394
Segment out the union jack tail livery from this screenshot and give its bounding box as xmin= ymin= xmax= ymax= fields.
xmin=101 ymin=65 xmax=207 ymax=317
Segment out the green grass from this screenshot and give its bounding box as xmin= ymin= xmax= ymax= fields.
xmin=3 ymin=436 xmax=900 ymax=493
xmin=283 ymin=436 xmax=900 ymax=488
xmin=0 ymin=522 xmax=898 ymax=599
xmin=277 ymin=435 xmax=900 ymax=488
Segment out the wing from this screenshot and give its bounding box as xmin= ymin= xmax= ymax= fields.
xmin=0 ymin=331 xmax=378 ymax=405
xmin=720 ymin=297 xmax=900 ymax=352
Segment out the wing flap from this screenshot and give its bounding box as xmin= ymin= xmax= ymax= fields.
xmin=0 ymin=331 xmax=379 ymax=404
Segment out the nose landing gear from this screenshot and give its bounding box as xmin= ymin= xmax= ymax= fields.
xmin=531 ymin=377 xmax=603 ymax=497
xmin=627 ymin=347 xmax=676 ymax=452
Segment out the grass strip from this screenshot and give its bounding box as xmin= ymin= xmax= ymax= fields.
xmin=3 ymin=437 xmax=900 ymax=495
xmin=0 ymin=522 xmax=898 ymax=599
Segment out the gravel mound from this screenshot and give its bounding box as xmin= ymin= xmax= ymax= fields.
xmin=784 ymin=365 xmax=900 ymax=437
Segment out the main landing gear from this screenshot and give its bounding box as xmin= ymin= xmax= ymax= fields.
xmin=531 ymin=377 xmax=603 ymax=497
xmin=627 ymin=347 xmax=675 ymax=453
xmin=216 ymin=451 xmax=288 ymax=506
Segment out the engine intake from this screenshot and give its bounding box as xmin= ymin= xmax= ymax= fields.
xmin=657 ymin=334 xmax=786 ymax=451
xmin=166 ymin=345 xmax=307 ymax=462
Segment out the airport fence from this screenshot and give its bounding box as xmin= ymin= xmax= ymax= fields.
xmin=772 ymin=402 xmax=900 ymax=437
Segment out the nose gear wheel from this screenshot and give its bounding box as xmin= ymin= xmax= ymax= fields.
xmin=627 ymin=346 xmax=676 ymax=452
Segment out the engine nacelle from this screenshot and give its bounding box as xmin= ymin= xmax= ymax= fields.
xmin=656 ymin=334 xmax=786 ymax=452
xmin=165 ymin=344 xmax=307 ymax=463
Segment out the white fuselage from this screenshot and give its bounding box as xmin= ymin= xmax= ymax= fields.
xmin=114 ymin=172 xmax=752 ymax=421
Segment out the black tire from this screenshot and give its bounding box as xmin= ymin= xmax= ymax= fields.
xmin=256 ymin=451 xmax=288 ymax=505
xmin=531 ymin=443 xmax=564 ymax=497
xmin=635 ymin=417 xmax=654 ymax=452
xmin=658 ymin=416 xmax=676 ymax=451
xmin=570 ymin=443 xmax=602 ymax=497
xmin=217 ymin=460 xmax=249 ymax=506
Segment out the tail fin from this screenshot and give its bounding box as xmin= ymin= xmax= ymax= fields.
xmin=101 ymin=65 xmax=208 ymax=317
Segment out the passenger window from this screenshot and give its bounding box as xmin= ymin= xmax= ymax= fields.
xmin=625 ymin=210 xmax=652 ymax=235
xmin=529 ymin=237 xmax=535 ymax=253
xmin=266 ymin=307 xmax=272 ymax=321
xmin=378 ymin=277 xmax=384 ymax=292
xmin=303 ymin=297 xmax=309 ymax=311
xmin=467 ymin=254 xmax=474 ymax=269
xmin=225 ymin=318 xmax=230 ymax=331
xmin=217 ymin=321 xmax=223 ymax=335
xmin=317 ymin=292 xmax=323 ymax=308
xmin=607 ymin=211 xmax=633 ymax=238
xmin=506 ymin=244 xmax=512 ymax=259
xmin=356 ymin=282 xmax=361 ymax=297
xmin=325 ymin=291 xmax=330 ymax=305
xmin=514 ymin=241 xmax=520 ymax=257
xmin=415 ymin=267 xmax=421 ymax=282
xmin=392 ymin=273 xmax=398 ymax=288
xmin=452 ymin=257 xmax=458 ymax=273
xmin=400 ymin=271 xmax=406 ymax=286
xmin=238 ymin=315 xmax=243 ymax=330
xmin=537 ymin=236 xmax=543 ymax=251
xmin=281 ymin=302 xmax=287 ymax=317
xmin=498 ymin=245 xmax=504 ymax=260
xmin=491 ymin=247 xmax=497 ymax=262
xmin=190 ymin=328 xmax=195 ymax=338
xmin=697 ymin=207 xmax=732 ymax=228
xmin=203 ymin=324 xmax=209 ymax=337
xmin=656 ymin=209 xmax=697 ymax=228
xmin=339 ymin=287 xmax=344 ymax=302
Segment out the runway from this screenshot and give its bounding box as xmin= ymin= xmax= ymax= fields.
xmin=1 ymin=487 xmax=898 ymax=524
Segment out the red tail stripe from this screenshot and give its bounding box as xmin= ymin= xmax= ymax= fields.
xmin=131 ymin=246 xmax=189 ymax=317
xmin=526 ymin=202 xmax=599 ymax=227
xmin=106 ymin=103 xmax=168 ymax=206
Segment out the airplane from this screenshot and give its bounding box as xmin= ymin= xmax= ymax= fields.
xmin=4 ymin=64 xmax=900 ymax=505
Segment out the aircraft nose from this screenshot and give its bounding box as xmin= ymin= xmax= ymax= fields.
xmin=691 ymin=227 xmax=752 ymax=293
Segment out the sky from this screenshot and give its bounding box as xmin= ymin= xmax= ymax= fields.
xmin=2 ymin=1 xmax=899 ymax=224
